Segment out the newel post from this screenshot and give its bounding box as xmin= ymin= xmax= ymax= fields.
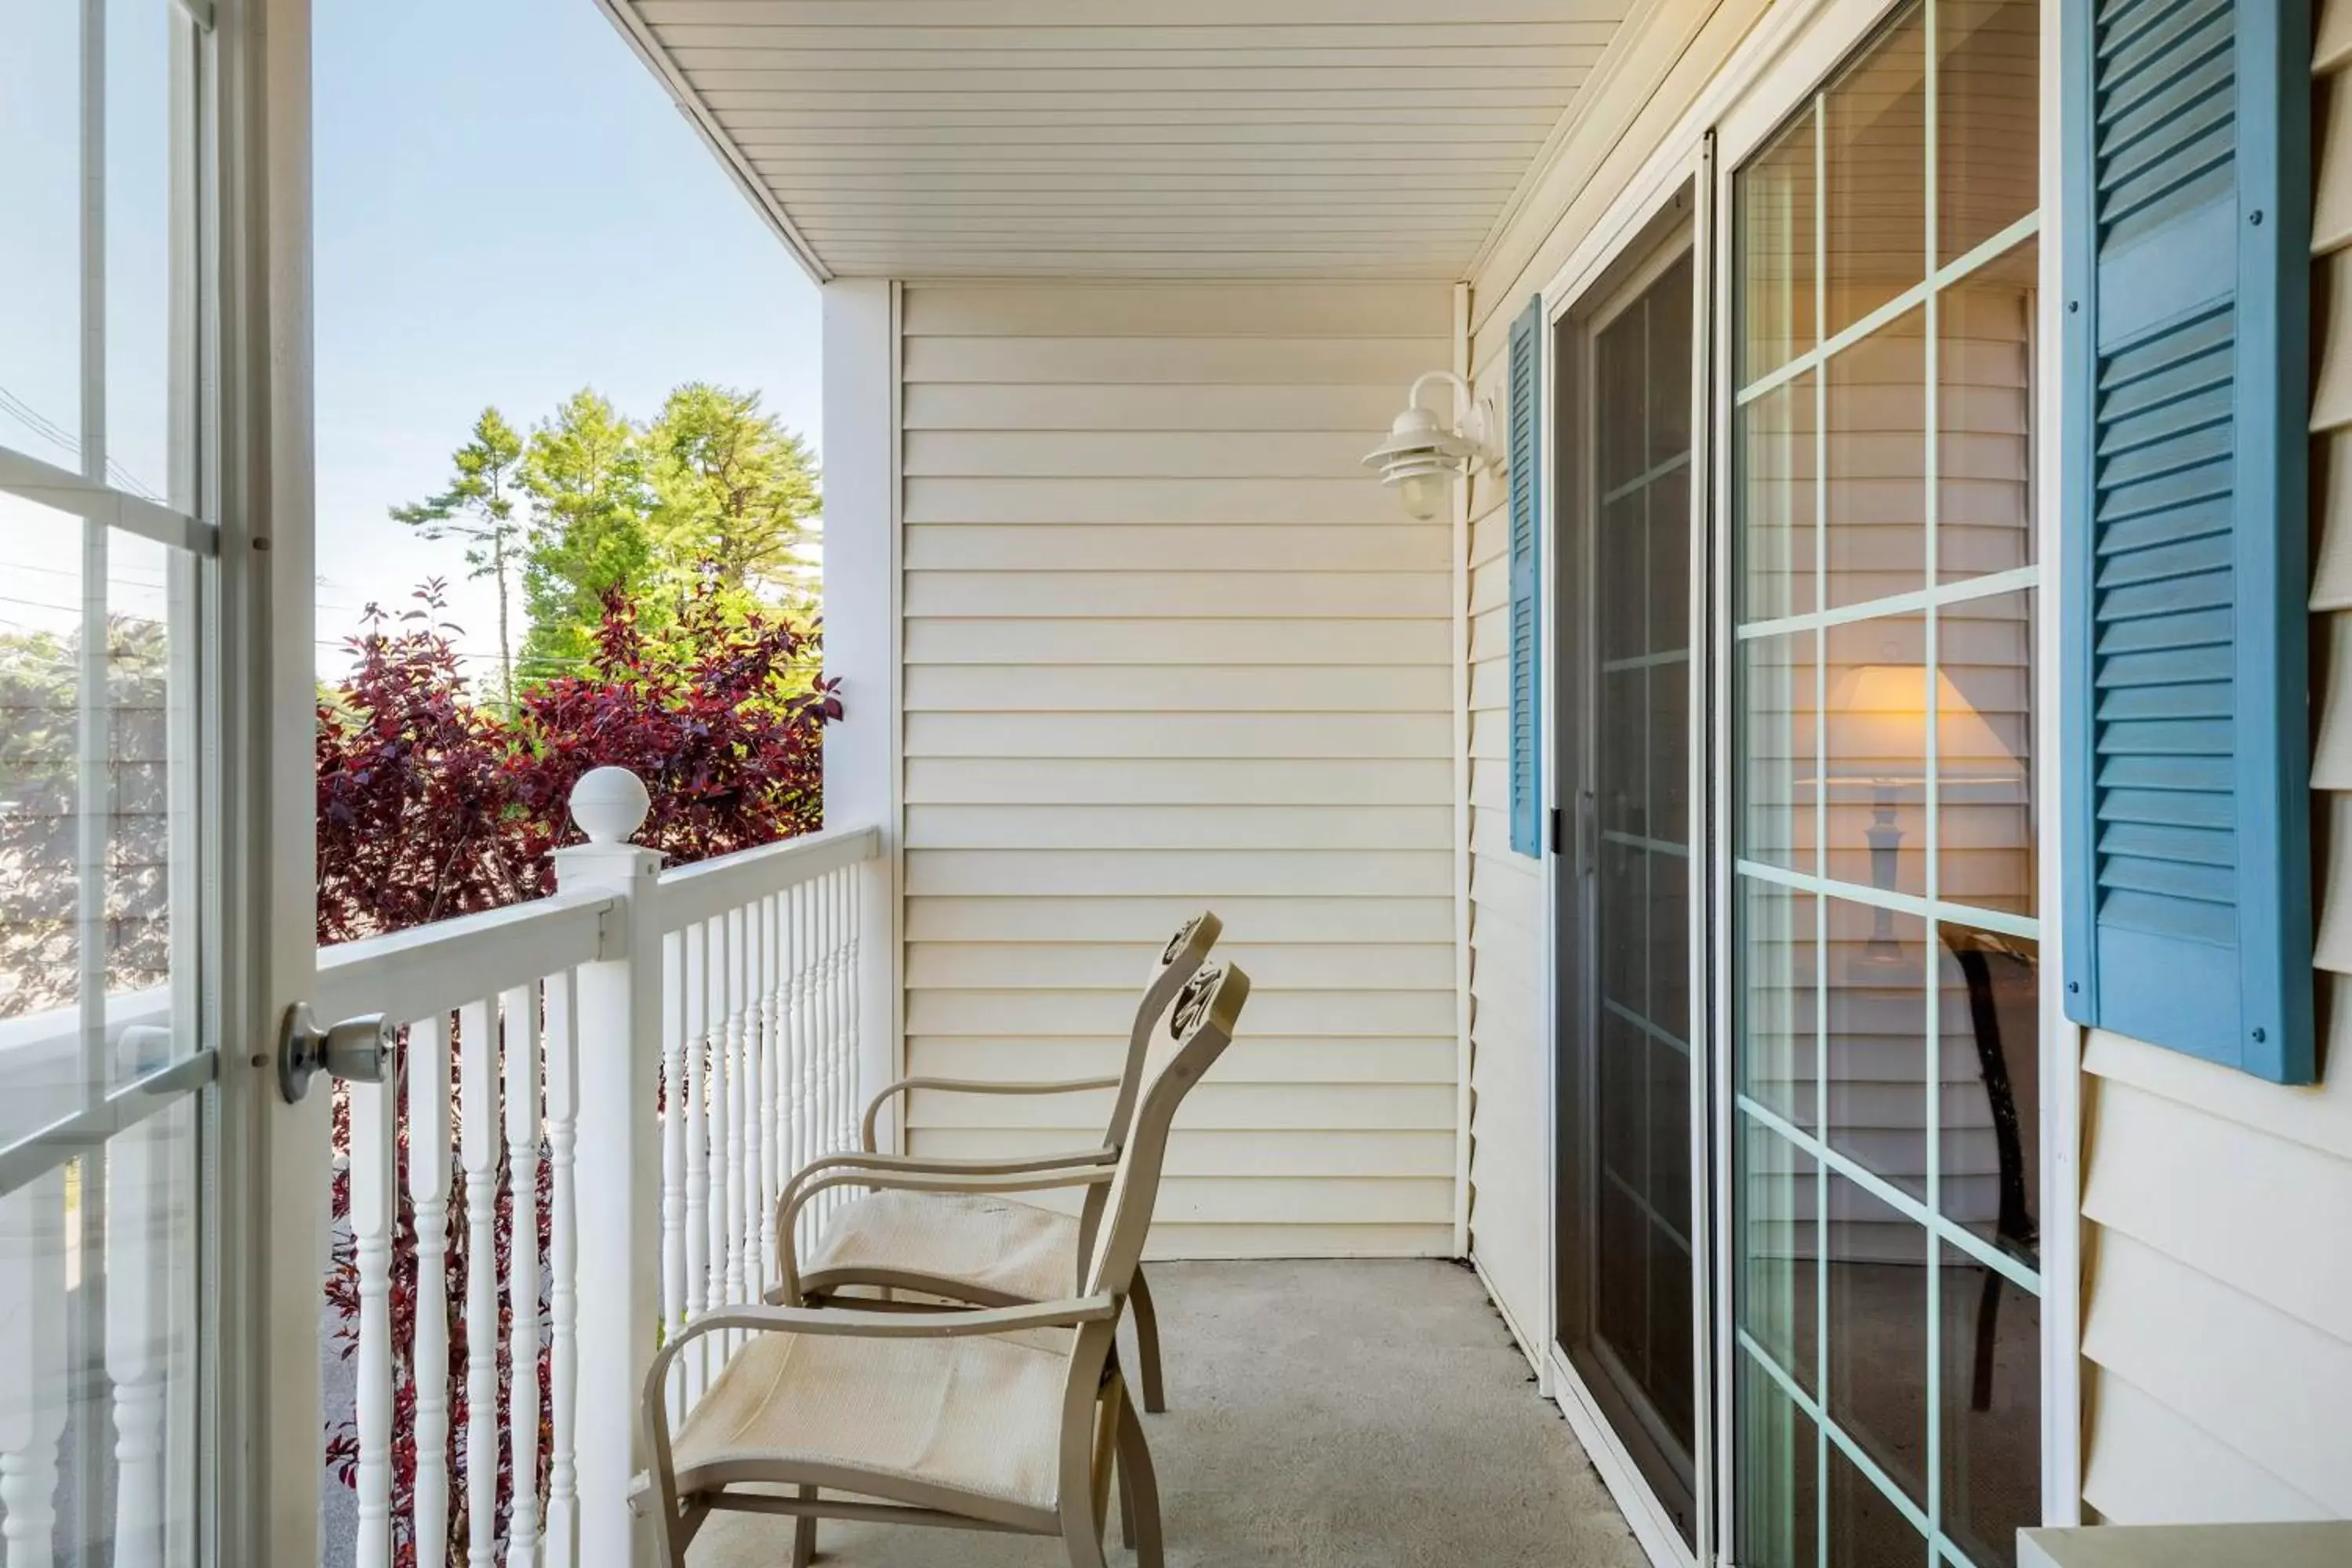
xmin=554 ymin=767 xmax=663 ymax=1568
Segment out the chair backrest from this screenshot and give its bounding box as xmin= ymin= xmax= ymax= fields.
xmin=1082 ymin=961 xmax=1250 ymax=1298
xmin=1098 ymin=912 xmax=1221 ymax=1151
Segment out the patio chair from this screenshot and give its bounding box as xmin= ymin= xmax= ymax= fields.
xmin=768 ymin=912 xmax=1221 ymax=1413
xmin=635 ymin=960 xmax=1253 ymax=1568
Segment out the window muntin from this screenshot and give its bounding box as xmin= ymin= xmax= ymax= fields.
xmin=1730 ymin=3 xmax=2042 ymax=1565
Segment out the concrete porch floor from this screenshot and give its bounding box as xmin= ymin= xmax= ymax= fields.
xmin=687 ymin=1258 xmax=1650 ymax=1568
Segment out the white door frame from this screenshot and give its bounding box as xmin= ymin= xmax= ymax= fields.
xmin=1539 ymin=168 xmax=1713 ymax=1568
xmin=208 ymin=0 xmax=324 ymax=1559
xmin=1528 ymin=0 xmax=2082 ymax=1561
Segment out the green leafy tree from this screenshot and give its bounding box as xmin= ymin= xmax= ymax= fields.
xmin=390 ymin=407 xmax=526 ymax=709
xmin=517 ymin=389 xmax=652 ymax=677
xmin=644 ymin=383 xmax=819 ymax=613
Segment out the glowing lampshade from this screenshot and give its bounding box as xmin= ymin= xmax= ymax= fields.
xmin=1823 ymin=663 xmax=2020 ymax=785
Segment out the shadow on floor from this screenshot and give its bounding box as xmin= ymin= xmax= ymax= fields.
xmin=687 ymin=1258 xmax=1650 ymax=1568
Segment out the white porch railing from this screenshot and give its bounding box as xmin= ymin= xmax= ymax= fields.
xmin=315 ymin=768 xmax=882 ymax=1568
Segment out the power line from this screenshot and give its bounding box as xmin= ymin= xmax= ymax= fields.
xmin=0 ymin=379 xmax=168 ymax=504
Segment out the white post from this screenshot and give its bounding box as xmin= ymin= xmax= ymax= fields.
xmin=821 ymin=279 xmax=901 ymax=1150
xmin=553 ymin=767 xmax=662 ymax=1568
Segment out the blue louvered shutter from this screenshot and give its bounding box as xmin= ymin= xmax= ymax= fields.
xmin=2060 ymin=0 xmax=2314 ymax=1080
xmin=1508 ymin=296 xmax=1544 ymax=859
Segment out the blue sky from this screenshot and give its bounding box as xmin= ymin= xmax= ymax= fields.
xmin=5 ymin=0 xmax=817 ymax=673
xmin=316 ymin=0 xmax=822 ymax=673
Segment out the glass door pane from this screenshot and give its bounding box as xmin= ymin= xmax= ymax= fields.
xmin=1560 ymin=241 xmax=1699 ymax=1544
xmin=2 ymin=1 xmax=214 ymax=1560
xmin=1728 ymin=2 xmax=2043 ymax=1565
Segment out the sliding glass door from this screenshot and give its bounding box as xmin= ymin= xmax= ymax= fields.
xmin=1558 ymin=229 xmax=1700 ymax=1546
xmin=1726 ymin=2 xmax=2043 ymax=1564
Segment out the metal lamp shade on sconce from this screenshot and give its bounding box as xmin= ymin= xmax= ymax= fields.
xmin=1363 ymin=370 xmax=1493 ymax=520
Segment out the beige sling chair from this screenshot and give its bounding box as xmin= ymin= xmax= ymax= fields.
xmin=767 ymin=912 xmax=1221 ymax=1414
xmin=634 ymin=960 xmax=1252 ymax=1568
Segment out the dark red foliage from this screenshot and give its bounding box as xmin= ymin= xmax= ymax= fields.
xmin=318 ymin=579 xmax=837 ymax=1565
xmin=317 ymin=577 xmax=839 ymax=943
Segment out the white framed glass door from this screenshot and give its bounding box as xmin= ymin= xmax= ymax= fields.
xmin=2 ymin=1 xmax=222 ymax=1561
xmin=1717 ymin=2 xmax=2045 ymax=1564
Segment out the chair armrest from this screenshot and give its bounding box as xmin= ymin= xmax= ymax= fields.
xmin=860 ymin=1073 xmax=1121 ymax=1152
xmin=774 ymin=1146 xmax=1113 ymax=1268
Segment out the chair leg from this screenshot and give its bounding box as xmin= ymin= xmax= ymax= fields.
xmin=1061 ymin=1465 xmax=1113 ymax=1568
xmin=1131 ymin=1266 xmax=1167 ymax=1414
xmin=1115 ymin=1396 xmax=1166 ymax=1568
xmin=791 ymin=1485 xmax=817 ymax=1568
xmin=1119 ymin=1446 xmax=1137 ymax=1551
xmin=1091 ymin=1382 xmax=1124 ymax=1548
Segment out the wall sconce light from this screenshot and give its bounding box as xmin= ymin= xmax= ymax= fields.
xmin=1363 ymin=371 xmax=1494 ymax=521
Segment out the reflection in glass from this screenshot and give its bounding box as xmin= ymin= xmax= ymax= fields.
xmin=1741 ymin=111 xmax=1819 ymax=383
xmin=1823 ymin=1 xmax=1927 ymax=339
xmin=2 ymin=1104 xmax=201 ymax=1563
xmin=1936 ymin=932 xmax=2040 ymax=1266
xmin=1822 ymin=900 xmax=1929 ymax=1198
xmin=1825 ymin=1171 xmax=1929 ymax=1503
xmin=1740 ymin=1352 xmax=1821 ymax=1568
xmin=1737 ymin=1114 xmax=1818 ymax=1391
xmin=1738 ymin=633 xmax=1819 ymax=870
xmin=1825 ymin=310 xmax=1927 ymax=610
xmin=1941 ymin=1243 xmax=2041 ymax=1568
xmin=1740 ymin=879 xmax=1818 ymax=1130
xmin=1828 ymin=1439 xmax=1922 ymax=1568
xmin=1733 ymin=1 xmax=2040 ymax=1559
xmin=107 ymin=0 xmax=183 ymax=505
xmin=1939 ymin=592 xmax=2035 ymax=918
xmin=1823 ymin=614 xmax=1930 ymax=898
xmin=1739 ymin=375 xmax=1819 ymax=621
xmin=1938 ymin=0 xmax=2040 ymax=266
xmin=1940 ymin=242 xmax=2038 ymax=583
xmin=0 ymin=3 xmax=85 ymax=461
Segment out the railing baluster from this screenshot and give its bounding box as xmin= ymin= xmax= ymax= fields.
xmin=459 ymin=998 xmax=501 ymax=1567
xmin=659 ymin=927 xmax=686 ymax=1410
xmin=503 ymin=984 xmax=544 ymax=1565
xmin=739 ymin=898 xmax=767 ymax=1296
xmin=846 ymin=867 xmax=865 ymax=1152
xmin=105 ymin=1029 xmax=174 ymax=1568
xmin=0 ymin=1169 xmax=66 ymax=1568
xmin=824 ymin=870 xmax=846 ymax=1211
xmin=837 ymin=869 xmax=855 ymax=1163
xmin=544 ymin=969 xmax=580 ymax=1567
xmin=681 ymin=921 xmax=710 ymax=1399
xmin=790 ymin=879 xmax=814 ymax=1253
xmin=722 ymin=904 xmax=748 ymax=1319
xmin=410 ymin=1014 xmax=454 ymax=1563
xmin=757 ymin=891 xmax=781 ymax=1286
xmin=351 ymin=1060 xmax=398 ymax=1568
xmin=706 ymin=916 xmax=730 ymax=1328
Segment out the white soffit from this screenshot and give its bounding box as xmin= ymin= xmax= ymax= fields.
xmin=597 ymin=0 xmax=1639 ymax=281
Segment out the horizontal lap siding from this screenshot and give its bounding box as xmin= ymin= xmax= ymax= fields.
xmin=899 ymin=281 xmax=1456 ymax=1258
xmin=2078 ymin=5 xmax=2352 ymax=1523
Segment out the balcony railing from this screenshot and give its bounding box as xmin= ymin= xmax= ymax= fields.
xmin=322 ymin=768 xmax=883 ymax=1567
xmin=0 ymin=767 xmax=885 ymax=1568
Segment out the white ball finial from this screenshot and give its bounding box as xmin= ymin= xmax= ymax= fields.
xmin=570 ymin=765 xmax=650 ymax=845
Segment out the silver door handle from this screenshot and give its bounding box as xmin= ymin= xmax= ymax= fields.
xmin=277 ymin=1003 xmax=394 ymax=1103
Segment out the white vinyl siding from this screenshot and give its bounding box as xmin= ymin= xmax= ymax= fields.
xmin=898 ymin=281 xmax=1457 ymax=1258
xmin=1460 ymin=0 xmax=1774 ymax=1358
xmin=2073 ymin=2 xmax=2352 ymax=1524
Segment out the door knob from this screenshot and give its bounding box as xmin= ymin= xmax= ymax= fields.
xmin=278 ymin=1003 xmax=394 ymax=1103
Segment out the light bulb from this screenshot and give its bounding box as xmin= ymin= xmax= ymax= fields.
xmin=1398 ymin=469 xmax=1449 ymax=521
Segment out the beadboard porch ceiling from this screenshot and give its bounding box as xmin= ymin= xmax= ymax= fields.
xmin=593 ymin=0 xmax=1641 ymax=281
